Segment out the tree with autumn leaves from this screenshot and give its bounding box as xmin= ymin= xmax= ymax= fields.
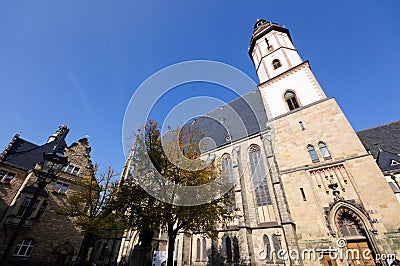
xmin=62 ymin=164 xmax=123 ymax=265
xmin=113 ymin=120 xmax=235 ymax=266
xmin=62 ymin=119 xmax=235 ymax=266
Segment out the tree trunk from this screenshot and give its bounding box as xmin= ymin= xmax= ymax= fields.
xmin=167 ymin=224 xmax=177 ymax=266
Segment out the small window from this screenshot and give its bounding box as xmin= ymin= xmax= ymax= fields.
xmin=300 ymin=188 xmax=307 ymax=201
xmin=318 ymin=142 xmax=331 ymax=160
xmin=0 ymin=170 xmax=16 ymax=184
xmin=72 ymin=167 xmax=80 ymax=175
xmin=272 ymin=59 xmax=282 ymax=69
xmin=53 ymin=182 xmax=69 ymax=194
xmin=14 ymin=239 xmax=35 ymax=257
xmin=307 ymin=145 xmax=319 ymax=162
xmin=285 ymin=91 xmax=300 ymax=111
xmin=299 ymin=121 xmax=305 ymax=131
xmin=62 ymin=164 xmax=80 ymax=175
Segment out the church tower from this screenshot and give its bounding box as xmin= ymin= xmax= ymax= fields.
xmin=250 ymin=20 xmax=400 ymax=265
xmin=250 ymin=19 xmax=326 ymax=119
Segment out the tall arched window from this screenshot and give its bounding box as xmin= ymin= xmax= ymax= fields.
xmin=14 ymin=239 xmax=35 ymax=257
xmin=307 ymin=145 xmax=319 ymax=162
xmin=99 ymin=242 xmax=108 ymax=261
xmin=284 ymin=91 xmax=300 ymax=110
xmin=249 ymin=145 xmax=272 ymax=206
xmin=272 ymin=234 xmax=283 ymax=261
xmin=196 ymin=239 xmax=201 ymax=261
xmin=318 ymin=142 xmax=331 ymax=160
xmin=233 ymin=237 xmax=240 ymax=263
xmin=175 ymin=239 xmax=179 ymax=261
xmin=263 ymin=235 xmax=271 ymax=261
xmin=221 ymin=154 xmax=236 ymax=210
xmin=221 ymin=154 xmax=234 ymax=185
xmin=272 ymin=59 xmax=282 ymax=69
xmin=226 ymin=236 xmax=232 ymax=263
xmin=202 ymin=238 xmax=207 ymax=261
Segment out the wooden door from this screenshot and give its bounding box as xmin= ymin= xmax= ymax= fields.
xmin=347 ymin=241 xmax=375 ymax=265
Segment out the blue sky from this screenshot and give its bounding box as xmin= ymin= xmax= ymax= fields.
xmin=1 ymin=1 xmax=399 ymax=174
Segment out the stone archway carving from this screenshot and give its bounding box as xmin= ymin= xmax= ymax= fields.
xmin=324 ymin=200 xmax=382 ymax=265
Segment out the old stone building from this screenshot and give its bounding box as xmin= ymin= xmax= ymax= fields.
xmin=0 ymin=126 xmax=93 ymax=265
xmin=357 ymin=121 xmax=400 ymax=204
xmin=117 ymin=20 xmax=400 ymax=265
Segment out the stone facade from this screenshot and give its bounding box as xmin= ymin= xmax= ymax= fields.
xmin=0 ymin=126 xmax=93 ymax=265
xmin=117 ymin=20 xmax=400 ymax=266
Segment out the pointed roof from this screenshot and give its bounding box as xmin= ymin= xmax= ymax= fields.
xmin=376 ymin=148 xmax=400 ymax=173
xmin=248 ymin=19 xmax=291 ymax=58
xmin=0 ymin=126 xmax=69 ymax=171
xmin=183 ymin=89 xmax=268 ymax=151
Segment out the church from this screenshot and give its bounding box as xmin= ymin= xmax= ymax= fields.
xmin=117 ymin=20 xmax=400 ymax=266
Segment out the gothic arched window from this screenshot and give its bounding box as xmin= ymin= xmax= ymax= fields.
xmin=249 ymin=145 xmax=272 ymax=206
xmin=233 ymin=237 xmax=240 ymax=263
xmin=196 ymin=239 xmax=201 ymax=261
xmin=226 ymin=236 xmax=233 ymax=263
xmin=263 ymin=235 xmax=271 ymax=261
xmin=307 ymin=145 xmax=319 ymax=162
xmin=272 ymin=234 xmax=283 ymax=261
xmin=284 ymin=91 xmax=300 ymax=110
xmin=99 ymin=242 xmax=108 ymax=261
xmin=202 ymin=238 xmax=207 ymax=261
xmin=318 ymin=142 xmax=331 ymax=160
xmin=272 ymin=59 xmax=282 ymax=69
xmin=221 ymin=154 xmax=234 ymax=185
xmin=221 ymin=154 xmax=236 ymax=210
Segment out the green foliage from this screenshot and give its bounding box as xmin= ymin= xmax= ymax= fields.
xmin=112 ymin=120 xmax=235 ymax=265
xmin=62 ymin=165 xmax=123 ymax=238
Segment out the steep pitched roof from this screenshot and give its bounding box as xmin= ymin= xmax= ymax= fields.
xmin=376 ymin=149 xmax=400 ymax=173
xmin=356 ymin=120 xmax=400 ymax=158
xmin=0 ymin=126 xmax=69 ymax=171
xmin=185 ymin=89 xmax=268 ymax=150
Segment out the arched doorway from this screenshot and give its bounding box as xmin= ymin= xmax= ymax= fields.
xmin=54 ymin=242 xmax=74 ymax=266
xmin=335 ymin=207 xmax=376 ymax=265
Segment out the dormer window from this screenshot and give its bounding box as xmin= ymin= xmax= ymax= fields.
xmin=62 ymin=164 xmax=80 ymax=175
xmin=284 ymin=91 xmax=300 ymax=110
xmin=272 ymin=59 xmax=282 ymax=69
xmin=53 ymin=182 xmax=69 ymax=194
xmin=0 ymin=170 xmax=15 ymax=184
